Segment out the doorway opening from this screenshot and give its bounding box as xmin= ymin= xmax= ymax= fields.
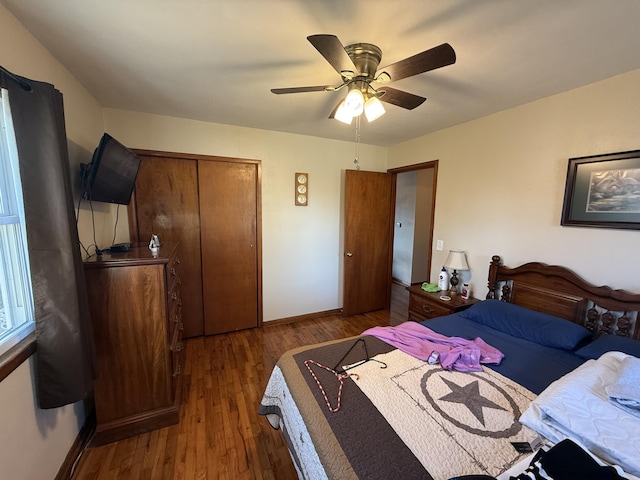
xmin=388 ymin=161 xmax=438 ymax=287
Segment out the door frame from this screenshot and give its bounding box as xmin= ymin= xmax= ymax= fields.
xmin=387 ymin=160 xmax=439 ymax=285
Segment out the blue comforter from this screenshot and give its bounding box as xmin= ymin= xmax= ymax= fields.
xmin=424 ymin=313 xmax=586 ymax=394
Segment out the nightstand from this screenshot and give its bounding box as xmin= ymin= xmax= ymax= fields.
xmin=406 ymin=285 xmax=480 ymax=322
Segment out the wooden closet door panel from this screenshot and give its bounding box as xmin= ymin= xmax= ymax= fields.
xmin=133 ymin=156 xmax=204 ymax=337
xmin=198 ymin=160 xmax=258 ymax=334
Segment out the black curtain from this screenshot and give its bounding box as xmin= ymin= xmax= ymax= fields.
xmin=0 ymin=66 xmax=94 ymax=409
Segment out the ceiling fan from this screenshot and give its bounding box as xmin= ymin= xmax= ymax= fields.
xmin=271 ymin=34 xmax=456 ymax=124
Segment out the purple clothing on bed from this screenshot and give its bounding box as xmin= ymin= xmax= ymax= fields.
xmin=362 ymin=321 xmax=504 ymax=372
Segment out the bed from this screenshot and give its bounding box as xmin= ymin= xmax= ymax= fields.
xmin=259 ymin=255 xmax=640 ymax=480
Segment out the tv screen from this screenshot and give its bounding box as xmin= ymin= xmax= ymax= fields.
xmin=83 ymin=133 xmax=140 ymax=205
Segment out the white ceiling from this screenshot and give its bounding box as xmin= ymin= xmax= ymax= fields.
xmin=3 ymin=0 xmax=640 ymax=146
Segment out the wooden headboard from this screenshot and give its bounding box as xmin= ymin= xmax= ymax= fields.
xmin=486 ymin=255 xmax=640 ymax=341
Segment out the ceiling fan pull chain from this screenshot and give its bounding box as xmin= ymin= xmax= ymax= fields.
xmin=354 ymin=116 xmax=361 ymax=170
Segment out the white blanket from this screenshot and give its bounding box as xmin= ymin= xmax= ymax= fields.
xmin=520 ymin=351 xmax=640 ymax=477
xmin=607 ymin=355 xmax=640 ymax=418
xmin=348 ymin=349 xmax=538 ymax=479
xmin=260 ymin=365 xmax=328 ymax=480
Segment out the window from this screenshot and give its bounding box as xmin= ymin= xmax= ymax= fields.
xmin=0 ymin=88 xmax=35 ymax=356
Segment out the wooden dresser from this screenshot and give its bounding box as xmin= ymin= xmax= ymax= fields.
xmin=83 ymin=244 xmax=183 ymax=445
xmin=406 ymin=285 xmax=479 ymax=322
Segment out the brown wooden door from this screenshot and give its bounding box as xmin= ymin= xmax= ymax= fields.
xmin=129 ymin=154 xmax=204 ymax=338
xmin=198 ymin=159 xmax=259 ymax=335
xmin=343 ymin=169 xmax=394 ymax=316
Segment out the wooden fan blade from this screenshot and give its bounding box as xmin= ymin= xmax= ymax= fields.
xmin=307 ymin=34 xmax=359 ymax=76
xmin=377 ymin=43 xmax=456 ymax=82
xmin=271 ymin=86 xmax=331 ymax=94
xmin=377 ymin=87 xmax=426 ymax=110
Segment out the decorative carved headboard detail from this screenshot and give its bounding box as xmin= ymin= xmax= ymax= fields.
xmin=486 ymin=255 xmax=640 ymax=340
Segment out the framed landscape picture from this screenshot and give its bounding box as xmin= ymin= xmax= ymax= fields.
xmin=561 ymin=150 xmax=640 ymax=230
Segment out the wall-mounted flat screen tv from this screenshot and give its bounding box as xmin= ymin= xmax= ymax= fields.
xmin=82 ymin=133 xmax=141 ymax=205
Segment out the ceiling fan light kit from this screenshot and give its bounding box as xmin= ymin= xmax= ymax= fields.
xmin=334 ymin=102 xmax=354 ymax=124
xmin=344 ymin=87 xmax=365 ymax=116
xmin=364 ymin=96 xmax=385 ymax=122
xmin=271 ymin=34 xmax=456 ymax=125
xmin=338 ymin=89 xmax=382 ymax=124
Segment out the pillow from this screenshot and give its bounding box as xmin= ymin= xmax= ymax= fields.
xmin=458 ymin=299 xmax=592 ymax=350
xmin=575 ymin=334 xmax=640 ymax=360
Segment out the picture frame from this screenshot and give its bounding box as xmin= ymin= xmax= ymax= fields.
xmin=561 ymin=150 xmax=640 ymax=230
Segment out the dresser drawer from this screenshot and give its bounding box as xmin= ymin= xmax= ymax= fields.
xmin=406 ymin=285 xmax=480 ymax=322
xmin=409 ymin=293 xmax=453 ymax=320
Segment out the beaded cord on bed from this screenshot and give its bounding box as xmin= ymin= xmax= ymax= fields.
xmin=303 ymin=360 xmax=359 ymax=413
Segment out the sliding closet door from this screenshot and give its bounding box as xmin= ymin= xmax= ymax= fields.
xmin=130 ymin=154 xmax=204 ymax=338
xmin=198 ymin=159 xmax=260 ymax=334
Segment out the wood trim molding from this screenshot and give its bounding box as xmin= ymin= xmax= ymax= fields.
xmin=264 ymin=308 xmax=342 ymax=327
xmin=387 ymin=160 xmax=439 ymax=284
xmin=387 ymin=159 xmax=438 ymax=174
xmin=392 ymin=277 xmax=410 ymax=287
xmin=55 ymin=406 xmax=96 ymax=480
xmin=131 ymin=149 xmax=261 ymax=165
xmin=0 ymin=332 xmax=36 ymax=382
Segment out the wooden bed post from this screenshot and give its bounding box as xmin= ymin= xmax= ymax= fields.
xmin=486 ymin=255 xmax=502 ymax=299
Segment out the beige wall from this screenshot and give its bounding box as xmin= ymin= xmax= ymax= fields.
xmin=0 ymin=4 xmax=105 ymax=480
xmin=389 ymin=69 xmax=640 ymax=297
xmin=3 ymin=1 xmax=640 ymax=477
xmin=101 ymin=109 xmax=388 ymax=321
xmin=1 ymin=3 xmax=387 ymax=473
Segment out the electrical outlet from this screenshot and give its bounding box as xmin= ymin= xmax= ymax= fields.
xmin=436 ymin=239 xmax=444 ymax=251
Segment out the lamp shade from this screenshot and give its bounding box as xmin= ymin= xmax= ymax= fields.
xmin=364 ymin=96 xmax=385 ymax=122
xmin=333 ymin=86 xmax=386 ymax=124
xmin=344 ymin=88 xmax=364 ymax=116
xmin=334 ymin=101 xmax=353 ymax=124
xmin=444 ymin=250 xmax=469 ymax=271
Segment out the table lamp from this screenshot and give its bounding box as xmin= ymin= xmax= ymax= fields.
xmin=444 ymin=250 xmax=469 ymax=295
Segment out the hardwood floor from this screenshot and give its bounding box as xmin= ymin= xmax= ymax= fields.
xmin=71 ymin=283 xmax=409 ymax=479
